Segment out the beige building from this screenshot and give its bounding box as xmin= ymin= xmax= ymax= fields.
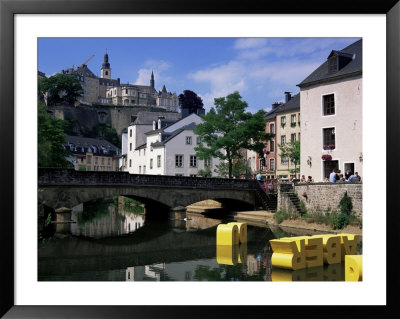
xmin=64 ymin=135 xmax=121 ymax=171
xmin=62 ymin=64 xmax=100 ymax=104
xmin=275 ymin=93 xmax=301 ymax=179
xmin=297 ymin=39 xmax=362 ymax=182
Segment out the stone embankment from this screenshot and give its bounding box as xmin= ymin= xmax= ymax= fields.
xmin=228 ymin=210 xmax=362 ymax=236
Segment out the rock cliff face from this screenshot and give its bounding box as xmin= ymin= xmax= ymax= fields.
xmin=48 ymin=104 xmax=181 ymax=137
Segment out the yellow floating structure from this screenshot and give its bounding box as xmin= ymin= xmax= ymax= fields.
xmin=270 ymin=238 xmax=306 ymax=270
xmin=227 ymin=222 xmax=247 ymax=243
xmin=312 ymin=235 xmax=341 ymax=265
xmin=270 ymin=234 xmax=361 ymax=270
xmin=345 ymin=255 xmax=362 ymax=281
xmin=216 ymin=223 xmax=239 ymax=245
xmin=216 ymin=245 xmax=239 ymax=265
xmin=216 ymin=244 xmax=247 ymax=265
xmin=338 ymin=234 xmax=360 ymax=260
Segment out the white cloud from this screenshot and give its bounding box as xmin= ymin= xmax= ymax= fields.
xmin=234 ymin=38 xmax=268 ymax=50
xmin=135 ymin=59 xmax=174 ymax=90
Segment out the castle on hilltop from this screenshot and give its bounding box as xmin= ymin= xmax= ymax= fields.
xmin=61 ymin=52 xmax=179 ymax=112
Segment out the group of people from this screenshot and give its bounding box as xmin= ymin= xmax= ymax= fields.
xmin=328 ymin=168 xmax=361 ymax=183
xmin=299 ymin=175 xmax=314 ymax=183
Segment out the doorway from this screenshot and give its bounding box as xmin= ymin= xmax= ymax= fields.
xmin=323 ymin=160 xmax=339 ymax=180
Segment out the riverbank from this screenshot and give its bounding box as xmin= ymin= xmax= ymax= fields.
xmin=229 ymin=210 xmax=362 ymax=236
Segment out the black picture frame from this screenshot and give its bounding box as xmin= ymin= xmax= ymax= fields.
xmin=1 ymin=0 xmax=398 ymax=317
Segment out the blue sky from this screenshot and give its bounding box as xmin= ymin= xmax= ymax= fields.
xmin=38 ymin=37 xmax=360 ymax=113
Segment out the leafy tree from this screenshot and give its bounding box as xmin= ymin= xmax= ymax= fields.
xmin=278 ymin=140 xmax=300 ymax=178
xmin=214 ymin=160 xmax=249 ymax=179
xmin=194 ymin=91 xmax=273 ymax=178
xmin=178 ymin=90 xmax=204 ymax=115
xmin=38 ymin=73 xmax=83 ymax=105
xmin=197 ymin=167 xmax=213 ymax=177
xmin=38 ymin=101 xmax=73 ymax=168
xmin=88 ymin=123 xmax=120 ymax=147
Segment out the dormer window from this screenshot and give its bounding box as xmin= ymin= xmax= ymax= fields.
xmin=329 ymin=56 xmax=338 ymax=74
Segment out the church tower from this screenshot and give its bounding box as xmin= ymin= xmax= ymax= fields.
xmin=150 ymin=70 xmax=155 ymax=89
xmin=101 ymin=51 xmax=111 ymax=79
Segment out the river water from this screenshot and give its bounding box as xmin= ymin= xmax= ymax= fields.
xmin=38 ymin=197 xmax=356 ymax=281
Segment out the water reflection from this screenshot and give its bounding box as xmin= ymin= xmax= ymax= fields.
xmin=70 ymin=197 xmax=145 ymax=238
xmin=38 ymin=197 xmax=360 ymax=282
xmin=271 ymin=263 xmax=345 ymax=281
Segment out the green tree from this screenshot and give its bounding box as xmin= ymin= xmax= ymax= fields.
xmin=178 ymin=90 xmax=204 ymax=115
xmin=38 ymin=101 xmax=73 ymax=168
xmin=194 ymin=91 xmax=273 ymax=178
xmin=88 ymin=123 xmax=120 ymax=147
xmin=278 ymin=140 xmax=300 ymax=178
xmin=38 ymin=73 xmax=83 ymax=105
xmin=214 ymin=160 xmax=248 ymax=179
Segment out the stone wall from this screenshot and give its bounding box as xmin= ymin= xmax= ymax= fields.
xmin=48 ymin=104 xmax=180 ymax=137
xmin=293 ymin=182 xmax=362 ymax=216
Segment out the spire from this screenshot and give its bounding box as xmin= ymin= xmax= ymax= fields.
xmin=162 ymin=85 xmax=167 ymax=93
xmin=102 ymin=51 xmax=110 ymax=69
xmin=150 ymin=70 xmax=155 ymax=89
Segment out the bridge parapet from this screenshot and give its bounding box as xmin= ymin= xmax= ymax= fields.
xmin=38 ymin=168 xmax=258 ymax=190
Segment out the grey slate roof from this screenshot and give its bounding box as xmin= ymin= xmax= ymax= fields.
xmin=297 ymin=39 xmax=362 ymax=88
xmin=64 ymin=135 xmax=121 ymax=156
xmin=131 ymin=111 xmax=181 ymax=125
xmin=151 ymin=122 xmax=198 ymax=147
xmin=265 ymin=94 xmax=300 ymax=118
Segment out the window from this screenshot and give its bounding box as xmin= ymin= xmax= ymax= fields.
xmin=204 ymin=158 xmax=211 ymax=167
xmin=281 ymin=156 xmax=288 ymax=165
xmin=270 ymin=158 xmax=275 ymax=170
xmin=157 ymin=155 xmax=161 ymax=167
xmin=189 ymin=174 xmax=197 ymax=177
xmin=150 ymin=158 xmax=153 ymax=169
xmin=175 ymin=173 xmax=183 ymax=176
xmin=281 ymin=116 xmax=286 ymax=125
xmin=95 ymin=157 xmax=98 ymax=164
xmin=270 ymin=123 xmax=275 ymax=134
xmin=175 ymin=155 xmax=183 ymax=167
xmin=130 ymin=143 xmax=132 ymax=151
xmin=281 ymin=135 xmax=286 ymax=145
xmin=186 ymin=136 xmax=192 ymax=145
xmin=196 ymin=136 xmax=202 ymax=144
xmin=270 ymin=140 xmax=274 ymax=152
xmin=291 ymin=133 xmax=296 ymax=142
xmin=105 ymin=71 xmax=108 ymax=75
xmin=130 ymin=129 xmax=132 ymax=137
xmin=126 ymin=89 xmax=128 ymax=94
xmin=129 ymin=159 xmax=132 ymax=167
xmin=139 ymin=166 xmax=141 ymax=174
xmin=323 ymin=128 xmax=336 ymax=150
xmin=190 ymin=155 xmax=197 ymax=167
xmin=323 ymin=94 xmax=335 ymax=115
xmin=101 ymin=158 xmax=104 ymax=165
xmin=143 ymin=149 xmax=146 ymax=156
xmin=108 ymin=158 xmax=111 ymax=165
xmin=87 ymin=156 xmax=92 ymax=164
xmin=143 ymin=165 xmax=146 ymax=174
xmin=329 ymin=56 xmax=338 ymax=73
xmin=291 ymin=114 xmax=296 ymax=123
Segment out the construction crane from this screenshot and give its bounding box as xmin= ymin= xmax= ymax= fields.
xmin=80 ymin=54 xmax=95 ymax=67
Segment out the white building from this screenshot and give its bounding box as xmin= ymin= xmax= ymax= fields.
xmin=127 ymin=113 xmax=220 ymax=176
xmin=297 ymin=39 xmax=362 ymax=181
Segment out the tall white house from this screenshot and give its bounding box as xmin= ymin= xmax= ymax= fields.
xmin=297 ymin=39 xmax=362 ymax=181
xmin=127 ymin=113 xmax=220 ymax=176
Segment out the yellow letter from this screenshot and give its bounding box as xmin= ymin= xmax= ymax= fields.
xmin=216 ymin=224 xmax=239 ymax=246
xmin=345 ymin=255 xmax=362 ymax=281
xmin=304 ymin=237 xmax=324 ymax=268
xmin=339 ymin=234 xmax=360 ymax=259
xmin=270 ymin=238 xmax=306 ymax=270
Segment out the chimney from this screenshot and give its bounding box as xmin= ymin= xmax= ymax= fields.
xmin=272 ymin=102 xmax=280 ymax=110
xmin=284 ymin=91 xmax=292 ymax=103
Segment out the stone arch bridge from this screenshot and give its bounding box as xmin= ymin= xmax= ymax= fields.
xmin=38 ymin=168 xmax=275 ymax=212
